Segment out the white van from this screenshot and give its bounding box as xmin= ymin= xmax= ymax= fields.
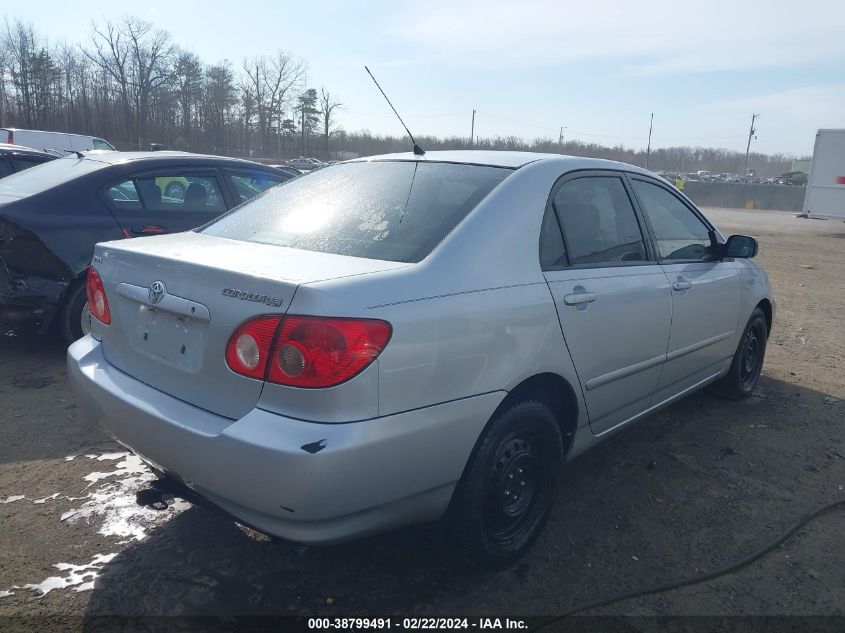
xmin=802 ymin=129 xmax=845 ymax=221
xmin=0 ymin=128 xmax=116 ymax=155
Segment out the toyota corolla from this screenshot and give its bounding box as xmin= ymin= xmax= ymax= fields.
xmin=68 ymin=151 xmax=773 ymax=568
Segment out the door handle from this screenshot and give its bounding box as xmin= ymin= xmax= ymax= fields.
xmin=563 ymin=292 xmax=596 ymax=306
xmin=131 ymin=225 xmax=167 ymax=235
xmin=672 ymin=279 xmax=692 ymax=292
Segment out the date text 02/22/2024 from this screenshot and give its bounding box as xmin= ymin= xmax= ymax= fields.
xmin=306 ymin=617 xmax=528 ymax=630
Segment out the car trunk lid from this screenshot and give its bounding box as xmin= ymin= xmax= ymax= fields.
xmin=93 ymin=231 xmax=407 ymax=419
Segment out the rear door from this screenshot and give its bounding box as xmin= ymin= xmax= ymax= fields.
xmin=542 ymin=171 xmax=672 ymax=435
xmin=102 ymin=167 xmax=230 ymax=237
xmin=628 ymin=176 xmax=741 ymax=402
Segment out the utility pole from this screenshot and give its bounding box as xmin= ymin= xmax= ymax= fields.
xmin=645 ymin=112 xmax=654 ymax=170
xmin=558 ymin=125 xmax=566 ymax=152
xmin=471 ymin=109 xmax=476 ymax=148
xmin=744 ymin=113 xmax=758 ymax=177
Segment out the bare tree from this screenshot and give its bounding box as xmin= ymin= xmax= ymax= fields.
xmin=85 ymin=16 xmax=173 ymax=149
xmin=318 ymin=86 xmax=342 ymax=155
xmin=241 ymin=52 xmax=305 ymax=154
xmin=84 ymin=19 xmax=132 ymax=141
xmin=173 ymin=49 xmax=202 ymax=147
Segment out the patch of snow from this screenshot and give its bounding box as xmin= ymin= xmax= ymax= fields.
xmin=1 ymin=495 xmax=25 ymax=504
xmin=32 ymin=493 xmax=62 ymax=504
xmin=96 ymin=452 xmax=129 ymax=461
xmin=0 ymin=589 xmax=15 ymax=598
xmin=22 ymin=553 xmax=117 ymax=597
xmin=64 ymin=454 xmax=188 ymax=541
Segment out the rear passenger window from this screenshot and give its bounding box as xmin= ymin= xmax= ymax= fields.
xmin=106 ymin=180 xmax=142 ymax=210
xmin=631 ymin=180 xmax=715 ymax=261
xmin=10 ymin=156 xmax=46 ymax=172
xmin=106 ymin=175 xmax=225 ymax=213
xmin=228 ymin=170 xmax=288 ymax=202
xmin=539 ymin=206 xmax=567 ymax=269
xmin=553 ymin=177 xmax=647 ymax=265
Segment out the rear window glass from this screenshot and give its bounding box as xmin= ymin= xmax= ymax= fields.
xmin=201 ymin=161 xmax=511 ymax=263
xmin=0 ymin=157 xmax=106 ymax=198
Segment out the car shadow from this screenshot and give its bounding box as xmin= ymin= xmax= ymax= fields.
xmin=80 ymin=374 xmax=845 ymax=619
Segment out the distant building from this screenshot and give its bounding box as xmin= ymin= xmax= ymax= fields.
xmin=792 ymin=158 xmax=811 ymax=173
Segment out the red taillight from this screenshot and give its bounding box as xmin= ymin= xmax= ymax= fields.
xmin=224 ymin=315 xmax=392 ymax=388
xmin=7 ymin=131 xmax=13 ymax=144
xmin=224 ymin=316 xmax=281 ymax=379
xmin=86 ymin=266 xmax=111 ymax=325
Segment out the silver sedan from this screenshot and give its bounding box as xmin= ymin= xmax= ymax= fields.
xmin=68 ymin=151 xmax=774 ymax=568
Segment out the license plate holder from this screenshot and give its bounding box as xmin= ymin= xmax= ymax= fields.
xmin=130 ymin=305 xmax=205 ymax=372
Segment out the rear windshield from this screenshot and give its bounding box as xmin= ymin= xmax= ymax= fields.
xmin=201 ymin=161 xmax=511 ymax=263
xmin=0 ymin=157 xmax=106 ymax=198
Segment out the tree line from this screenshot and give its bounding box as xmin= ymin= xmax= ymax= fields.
xmin=1 ymin=15 xmax=799 ymax=176
xmin=0 ymin=16 xmax=341 ymax=157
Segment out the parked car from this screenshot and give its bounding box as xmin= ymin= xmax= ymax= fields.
xmin=0 ymin=143 xmax=56 ymax=178
xmin=269 ymin=164 xmax=304 ymax=178
xmin=286 ymin=157 xmax=327 ymax=171
xmin=1 ymin=128 xmax=115 ymax=155
xmin=0 ymin=151 xmax=290 ymax=342
xmin=67 ymin=151 xmax=773 ymax=568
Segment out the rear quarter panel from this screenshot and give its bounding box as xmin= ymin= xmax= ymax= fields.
xmin=284 ymin=160 xmax=589 ymax=432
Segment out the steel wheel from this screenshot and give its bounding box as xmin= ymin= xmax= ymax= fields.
xmin=739 ymin=320 xmax=765 ymax=391
xmin=165 ymin=182 xmax=185 ymax=200
xmin=708 ymin=307 xmax=768 ymax=400
xmin=483 ymin=431 xmax=554 ymax=547
xmin=446 ymin=400 xmax=563 ymax=568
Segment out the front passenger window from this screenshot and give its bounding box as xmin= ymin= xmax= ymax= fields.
xmin=631 ymin=180 xmax=715 ymax=261
xmin=553 ymin=177 xmax=647 ymax=265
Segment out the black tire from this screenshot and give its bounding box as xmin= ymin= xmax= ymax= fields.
xmin=446 ymin=400 xmax=563 ymax=569
xmin=59 ymin=282 xmax=90 ymax=345
xmin=709 ymin=307 xmax=768 ymax=400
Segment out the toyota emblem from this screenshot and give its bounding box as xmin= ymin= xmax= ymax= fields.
xmin=148 ymin=281 xmax=166 ymax=304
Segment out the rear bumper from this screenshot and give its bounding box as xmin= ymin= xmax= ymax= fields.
xmin=67 ymin=336 xmax=503 ymax=544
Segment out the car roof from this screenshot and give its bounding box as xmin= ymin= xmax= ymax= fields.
xmin=73 ymin=151 xmax=273 ymax=168
xmin=352 ymin=149 xmax=657 ymax=176
xmin=0 ymin=143 xmax=53 ymax=156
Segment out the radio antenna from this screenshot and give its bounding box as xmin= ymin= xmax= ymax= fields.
xmin=364 ymin=66 xmax=425 ymax=156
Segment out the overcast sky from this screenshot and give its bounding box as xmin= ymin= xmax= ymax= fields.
xmin=8 ymin=0 xmax=845 ymax=155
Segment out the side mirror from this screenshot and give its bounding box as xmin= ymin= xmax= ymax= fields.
xmin=723 ymin=234 xmax=758 ymax=259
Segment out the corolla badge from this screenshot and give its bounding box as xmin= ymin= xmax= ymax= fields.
xmin=148 ymin=281 xmax=167 ymax=304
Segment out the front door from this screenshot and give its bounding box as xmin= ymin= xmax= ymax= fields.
xmin=628 ymin=177 xmax=742 ymax=403
xmin=542 ymin=173 xmax=672 ymax=435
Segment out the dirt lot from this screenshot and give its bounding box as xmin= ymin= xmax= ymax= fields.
xmin=0 ymin=208 xmax=843 ymax=625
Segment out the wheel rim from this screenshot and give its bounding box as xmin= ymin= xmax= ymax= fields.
xmin=80 ymin=301 xmax=92 ymax=336
xmin=740 ymin=322 xmax=764 ymax=390
xmin=483 ymin=431 xmax=552 ymax=547
xmin=166 ymin=183 xmax=184 ymax=199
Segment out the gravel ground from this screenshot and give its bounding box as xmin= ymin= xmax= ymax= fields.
xmin=0 ymin=207 xmax=843 ymax=625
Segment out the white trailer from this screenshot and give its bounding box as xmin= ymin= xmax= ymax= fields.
xmin=802 ymin=129 xmax=845 ymax=221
